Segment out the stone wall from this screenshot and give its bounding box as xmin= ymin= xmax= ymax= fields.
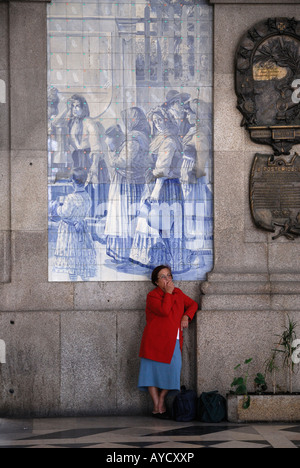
xmin=0 ymin=1 xmax=10 ymax=284
xmin=2 ymin=0 xmax=300 ymax=418
xmin=198 ymin=0 xmax=300 ymax=397
xmin=0 ymin=0 xmax=201 ymax=416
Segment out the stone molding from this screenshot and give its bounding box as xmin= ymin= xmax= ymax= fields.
xmin=209 ymin=0 xmax=300 ymax=4
xmin=0 ymin=0 xmax=50 ymax=3
xmin=201 ymin=272 xmax=300 ymax=312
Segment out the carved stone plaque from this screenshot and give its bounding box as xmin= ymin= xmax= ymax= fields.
xmin=236 ymin=18 xmax=300 ymax=239
xmin=236 ymin=17 xmax=300 ymax=155
xmin=250 ymin=153 xmax=300 ymax=239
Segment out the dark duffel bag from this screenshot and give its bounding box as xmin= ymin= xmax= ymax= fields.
xmin=197 ymin=390 xmax=227 ymax=423
xmin=172 ymin=386 xmax=197 ymax=422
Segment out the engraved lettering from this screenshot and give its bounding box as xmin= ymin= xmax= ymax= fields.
xmin=292 ymin=79 xmax=300 ymax=104
xmin=0 ymin=79 xmax=6 ymax=104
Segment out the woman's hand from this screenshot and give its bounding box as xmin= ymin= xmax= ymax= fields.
xmin=181 ymin=315 xmax=189 ymax=331
xmin=165 ymin=280 xmax=175 ymax=295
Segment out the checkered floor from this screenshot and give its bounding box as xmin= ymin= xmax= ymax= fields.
xmin=1 ymin=417 xmax=300 ymax=449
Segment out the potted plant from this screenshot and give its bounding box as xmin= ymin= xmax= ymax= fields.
xmin=265 ymin=315 xmax=298 ymax=395
xmin=230 ymin=358 xmax=253 ymax=410
xmin=227 ymin=316 xmax=300 ymax=423
xmin=229 ymin=358 xmax=267 ymax=411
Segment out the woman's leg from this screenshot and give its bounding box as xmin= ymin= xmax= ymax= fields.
xmin=148 ymin=387 xmax=169 ymax=414
xmin=158 ymin=389 xmax=169 ymax=414
xmin=148 ymin=387 xmax=160 ymax=413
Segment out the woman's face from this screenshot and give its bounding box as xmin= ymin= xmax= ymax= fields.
xmin=153 ymin=113 xmax=165 ymax=133
xmin=186 ymin=109 xmax=196 ymax=125
xmin=72 ymin=100 xmax=83 ymax=118
xmin=156 ymin=268 xmax=173 ymax=291
xmin=105 ymin=136 xmax=115 ymax=151
xmin=169 ymin=100 xmax=185 ymax=120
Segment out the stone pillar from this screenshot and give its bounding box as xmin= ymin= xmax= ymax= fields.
xmin=198 ymin=0 xmax=300 ymax=396
xmin=0 ymin=2 xmax=11 ymax=283
xmin=0 ymin=0 xmax=51 ymax=285
xmin=0 ymin=0 xmax=65 ymax=417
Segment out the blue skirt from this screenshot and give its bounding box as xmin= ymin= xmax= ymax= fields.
xmin=138 ymin=340 xmax=182 ymax=392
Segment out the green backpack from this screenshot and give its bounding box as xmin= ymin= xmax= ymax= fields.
xmin=197 ymin=390 xmax=227 ymax=423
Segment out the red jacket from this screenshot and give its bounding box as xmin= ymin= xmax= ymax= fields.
xmin=139 ymin=287 xmax=198 ymax=364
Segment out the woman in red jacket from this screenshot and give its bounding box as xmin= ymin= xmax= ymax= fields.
xmin=138 ymin=265 xmax=198 ymax=418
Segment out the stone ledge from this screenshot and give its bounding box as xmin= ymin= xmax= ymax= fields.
xmin=0 ymin=0 xmax=50 ymax=3
xmin=202 ymin=272 xmax=300 ymax=295
xmin=202 ymin=280 xmax=300 ymax=295
xmin=201 ymin=272 xmax=300 ymax=310
xmin=209 ymin=0 xmax=300 ymax=4
xmin=201 ymin=293 xmax=300 ymax=311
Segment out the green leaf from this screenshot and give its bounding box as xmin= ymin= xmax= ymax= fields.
xmin=242 ymin=395 xmax=251 ymax=410
xmin=234 ymin=364 xmax=241 ymax=370
xmin=235 ymin=384 xmax=247 ymax=395
xmin=254 ymin=373 xmax=266 ymax=385
xmin=245 ymin=358 xmax=253 ymax=365
xmin=231 ymin=377 xmax=244 ymax=387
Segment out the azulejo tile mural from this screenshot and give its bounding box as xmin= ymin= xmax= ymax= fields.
xmin=47 ymin=0 xmax=213 ymax=282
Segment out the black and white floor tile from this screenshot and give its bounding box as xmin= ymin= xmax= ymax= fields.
xmin=1 ymin=417 xmax=300 ymax=449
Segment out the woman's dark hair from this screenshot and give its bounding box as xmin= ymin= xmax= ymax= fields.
xmin=68 ymin=94 xmax=90 ymax=119
xmin=151 ymin=265 xmax=172 ymax=286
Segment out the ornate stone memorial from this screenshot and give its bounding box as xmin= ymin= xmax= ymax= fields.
xmin=236 ymin=17 xmax=300 ymax=239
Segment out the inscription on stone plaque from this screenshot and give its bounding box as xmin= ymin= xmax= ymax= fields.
xmin=236 ymin=18 xmax=300 ymax=239
xmin=250 ymin=154 xmax=300 ymax=238
xmin=253 ymin=62 xmax=288 ymax=82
